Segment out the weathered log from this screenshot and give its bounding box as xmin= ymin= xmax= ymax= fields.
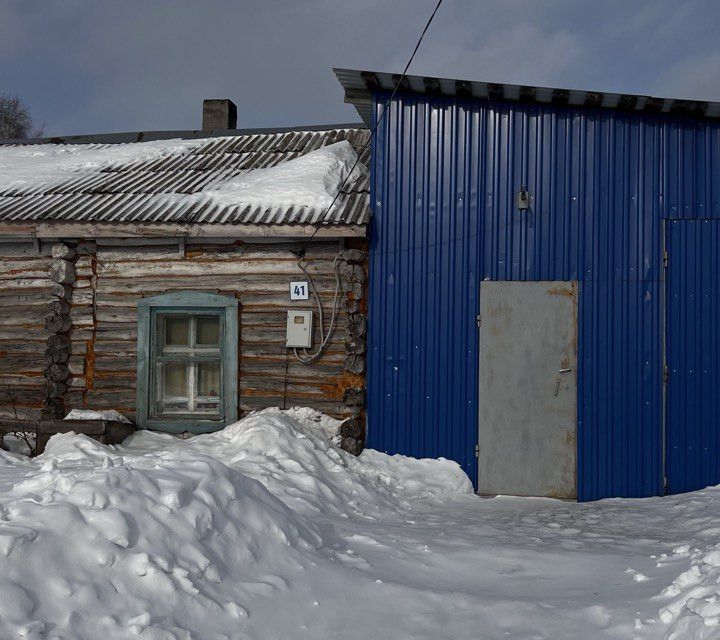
xmin=47 ymin=334 xmax=71 ymax=350
xmin=44 ymin=312 xmax=71 ymax=334
xmin=345 ymin=297 xmax=360 ymax=314
xmin=340 ymin=417 xmax=365 ymax=439
xmin=45 ymin=335 xmax=71 ymax=363
xmin=340 ymin=436 xmax=364 ymax=456
xmin=347 ymin=314 xmax=367 ymax=339
xmin=342 ymin=387 xmax=366 ymax=407
xmin=339 ymin=249 xmax=367 ymax=264
xmin=74 ymin=256 xmax=94 ymax=277
xmin=340 ymin=262 xmax=366 ymax=284
xmin=41 ymin=397 xmax=65 ymax=420
xmin=45 ymin=381 xmax=68 ymax=398
xmin=75 ymin=241 xmax=96 ymax=256
xmin=51 ymin=243 xmax=76 ymax=260
xmin=49 ymin=299 xmax=70 ymax=315
xmin=1 ymin=221 xmax=363 ymax=241
xmin=69 ymin=289 xmax=94 ymax=305
xmin=344 ymin=355 xmax=365 ymax=374
xmin=0 ymin=307 xmax=46 ymax=325
xmin=342 ymin=279 xmax=363 ymax=299
xmin=345 ymin=337 xmax=366 ymax=355
xmin=44 ymin=348 xmax=69 ymax=365
xmin=0 ymin=258 xmax=51 ymax=279
xmin=49 ymin=260 xmax=75 ymax=284
xmin=96 ymin=258 xmax=333 ymax=279
xmin=44 ymin=363 xmax=70 ymax=383
xmin=51 ymin=283 xmax=72 ymax=299
xmin=67 ymin=358 xmax=85 ymax=376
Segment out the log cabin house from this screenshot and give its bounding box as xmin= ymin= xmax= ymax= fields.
xmin=0 ymin=101 xmax=369 ymax=453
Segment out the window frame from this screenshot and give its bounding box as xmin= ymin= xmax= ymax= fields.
xmin=152 ymin=312 xmax=224 ymax=418
xmin=136 ymin=291 xmax=238 ymax=433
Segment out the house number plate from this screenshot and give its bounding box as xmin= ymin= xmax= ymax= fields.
xmin=290 ymin=281 xmax=309 ymax=301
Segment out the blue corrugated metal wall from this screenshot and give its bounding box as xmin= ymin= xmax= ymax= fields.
xmin=666 ymin=220 xmax=720 ymax=494
xmin=368 ymin=92 xmax=720 ymax=500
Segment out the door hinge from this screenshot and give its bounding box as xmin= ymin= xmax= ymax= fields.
xmin=663 ymin=363 xmax=669 ymax=383
xmin=474 ymin=444 xmax=479 ymax=458
xmin=663 ymin=249 xmax=669 ymax=269
xmin=476 ymin=314 xmax=481 ymax=329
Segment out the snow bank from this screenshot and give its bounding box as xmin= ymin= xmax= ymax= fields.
xmin=121 ymin=407 xmax=474 ymax=518
xmin=64 ymin=408 xmax=132 ymax=424
xmin=196 ymin=140 xmax=365 ymax=211
xmin=0 ymin=435 xmax=324 ymax=639
xmin=0 ymin=408 xmax=471 ymax=639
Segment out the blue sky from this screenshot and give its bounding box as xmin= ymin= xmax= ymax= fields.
xmin=2 ymin=0 xmax=720 ymax=135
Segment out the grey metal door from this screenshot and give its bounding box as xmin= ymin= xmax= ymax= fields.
xmin=478 ymin=281 xmax=578 ymax=499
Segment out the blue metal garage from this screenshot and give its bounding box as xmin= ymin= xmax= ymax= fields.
xmin=335 ymin=67 xmax=720 ymax=501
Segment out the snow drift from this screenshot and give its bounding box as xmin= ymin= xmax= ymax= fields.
xmin=196 ymin=140 xmax=365 ymax=211
xmin=120 ymin=407 xmax=473 ymax=519
xmin=0 ymin=408 xmax=471 ymax=639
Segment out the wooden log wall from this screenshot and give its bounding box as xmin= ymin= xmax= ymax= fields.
xmin=1 ymin=238 xmax=368 ymax=446
xmin=0 ymin=242 xmax=54 ymax=428
xmin=79 ymin=240 xmax=366 ymax=422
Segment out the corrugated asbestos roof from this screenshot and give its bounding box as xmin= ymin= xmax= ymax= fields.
xmin=0 ymin=126 xmax=370 ymax=227
xmin=334 ymin=67 xmax=720 ymax=125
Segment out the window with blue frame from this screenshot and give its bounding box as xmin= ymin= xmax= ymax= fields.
xmin=136 ymin=292 xmax=238 ymax=433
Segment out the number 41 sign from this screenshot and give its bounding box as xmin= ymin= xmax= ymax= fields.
xmin=290 ymin=281 xmax=309 ymax=301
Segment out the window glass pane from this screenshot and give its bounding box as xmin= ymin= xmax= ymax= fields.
xmin=148 ymin=307 xmax=227 ymax=420
xmin=197 ymin=362 xmax=220 ymax=397
xmin=163 ymin=362 xmax=188 ymax=397
xmin=195 ymin=316 xmax=220 ymax=346
xmin=164 ymin=317 xmax=189 ymax=347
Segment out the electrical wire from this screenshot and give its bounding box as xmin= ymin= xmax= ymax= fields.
xmin=293 ymin=0 xmax=445 ymax=260
xmin=290 ymin=0 xmax=445 ymax=365
xmin=293 ymin=254 xmax=342 ymax=363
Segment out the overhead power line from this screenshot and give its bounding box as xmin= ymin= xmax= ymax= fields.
xmin=294 ymin=0 xmax=445 ymax=259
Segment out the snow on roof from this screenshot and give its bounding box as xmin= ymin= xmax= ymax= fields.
xmin=0 ymin=127 xmax=370 ymax=227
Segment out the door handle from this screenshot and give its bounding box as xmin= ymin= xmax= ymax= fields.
xmin=554 ymin=368 xmax=572 ymax=397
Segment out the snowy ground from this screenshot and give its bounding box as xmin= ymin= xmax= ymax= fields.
xmin=1 ymin=408 xmax=719 ymax=639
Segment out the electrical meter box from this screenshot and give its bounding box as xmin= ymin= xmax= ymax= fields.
xmin=286 ymin=310 xmax=313 ymax=348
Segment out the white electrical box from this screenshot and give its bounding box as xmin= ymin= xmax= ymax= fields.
xmin=286 ymin=310 xmax=313 ymax=348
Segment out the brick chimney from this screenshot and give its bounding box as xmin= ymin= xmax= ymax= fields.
xmin=202 ymin=99 xmax=237 ymax=131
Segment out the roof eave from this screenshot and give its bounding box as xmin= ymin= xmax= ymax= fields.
xmin=334 ymin=67 xmax=720 ymax=125
xmin=0 ymin=221 xmax=367 ymax=241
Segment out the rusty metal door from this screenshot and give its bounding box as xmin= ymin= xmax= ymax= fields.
xmin=478 ymin=281 xmax=578 ymax=498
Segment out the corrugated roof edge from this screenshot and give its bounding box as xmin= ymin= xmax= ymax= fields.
xmin=0 ymin=122 xmax=367 ymax=146
xmin=334 ymin=67 xmax=720 ymax=125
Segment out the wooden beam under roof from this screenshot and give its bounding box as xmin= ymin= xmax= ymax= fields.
xmin=0 ymin=222 xmax=367 ymax=240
